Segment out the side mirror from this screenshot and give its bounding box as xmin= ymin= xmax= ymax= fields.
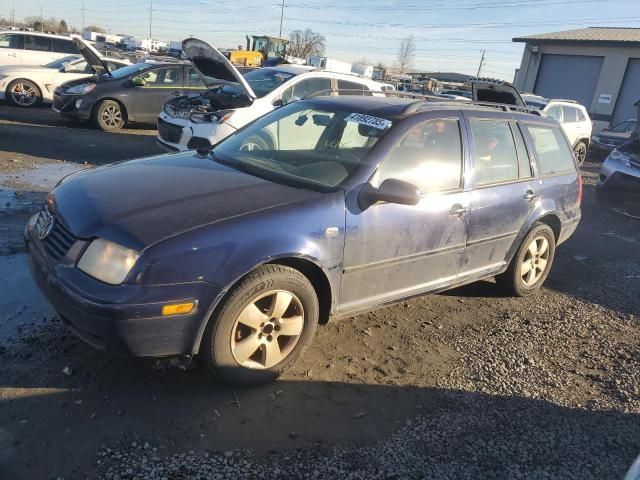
xmin=132 ymin=77 xmax=146 ymax=87
xmin=358 ymin=178 xmax=420 ymax=210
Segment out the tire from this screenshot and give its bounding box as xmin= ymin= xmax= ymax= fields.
xmin=6 ymin=79 xmax=42 ymax=107
xmin=496 ymin=222 xmax=556 ymax=297
xmin=239 ymin=132 xmax=274 ymax=151
xmin=201 ymin=264 xmax=319 ymax=386
xmin=92 ymin=99 xmax=125 ymax=131
xmin=573 ymin=140 xmax=588 ymax=167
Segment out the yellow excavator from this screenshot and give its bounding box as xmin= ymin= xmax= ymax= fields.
xmin=224 ymin=35 xmax=289 ymax=67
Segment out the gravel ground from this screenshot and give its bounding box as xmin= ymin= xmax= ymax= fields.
xmin=1 ymin=107 xmax=639 ymax=479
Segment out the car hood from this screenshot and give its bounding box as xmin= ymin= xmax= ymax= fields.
xmin=72 ymin=37 xmax=112 ymax=76
xmin=52 ymin=152 xmax=323 ymax=251
xmin=470 ymin=78 xmax=526 ymax=108
xmin=598 ymin=130 xmax=632 ymax=140
xmin=182 ymin=38 xmax=257 ymax=99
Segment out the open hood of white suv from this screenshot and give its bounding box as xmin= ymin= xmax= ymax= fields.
xmin=182 ymin=38 xmax=257 ymax=99
xmin=470 ymin=78 xmax=526 ymax=108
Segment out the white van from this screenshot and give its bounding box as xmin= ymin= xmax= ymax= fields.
xmin=0 ymin=31 xmax=80 ymax=66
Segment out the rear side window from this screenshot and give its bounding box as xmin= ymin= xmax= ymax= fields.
xmin=470 ymin=118 xmax=520 ymax=185
xmin=52 ymin=38 xmax=78 ymax=54
xmin=337 ymin=80 xmax=371 ymax=96
xmin=562 ymin=106 xmax=578 ymax=123
xmin=24 ymin=35 xmax=52 ymax=52
xmin=545 ymin=105 xmax=562 ymax=122
xmin=0 ymin=33 xmax=23 ymax=49
xmin=373 ymin=119 xmax=463 ymax=194
xmin=293 ymin=77 xmax=332 ymax=99
xmin=576 ymin=108 xmax=587 ymax=122
xmin=525 ymin=125 xmax=576 ymax=175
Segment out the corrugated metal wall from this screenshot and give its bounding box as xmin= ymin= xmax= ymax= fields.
xmin=612 ymin=58 xmax=640 ymax=125
xmin=533 ymin=54 xmax=603 ymax=107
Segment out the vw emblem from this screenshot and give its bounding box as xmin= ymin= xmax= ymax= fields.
xmin=39 ymin=212 xmax=55 ymax=240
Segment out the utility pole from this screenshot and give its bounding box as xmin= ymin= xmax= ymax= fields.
xmin=81 ymin=1 xmax=86 ymax=31
xmin=476 ymin=49 xmax=486 ymax=77
xmin=11 ymin=3 xmax=15 ymax=28
xmin=40 ymin=6 xmax=43 ymax=32
xmin=149 ymin=0 xmax=153 ymax=40
xmin=278 ymin=0 xmax=285 ymax=38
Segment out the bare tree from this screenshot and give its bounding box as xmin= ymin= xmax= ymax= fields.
xmin=84 ymin=24 xmax=106 ymax=33
xmin=396 ymin=35 xmax=416 ymax=74
xmin=287 ymin=29 xmax=326 ymax=59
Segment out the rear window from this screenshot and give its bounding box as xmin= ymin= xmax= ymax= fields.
xmin=337 ymin=80 xmax=371 ymax=96
xmin=24 ymin=35 xmax=52 ymax=52
xmin=52 ymin=38 xmax=78 ymax=54
xmin=562 ymin=106 xmax=578 ymax=123
xmin=525 ymin=125 xmax=576 ymax=175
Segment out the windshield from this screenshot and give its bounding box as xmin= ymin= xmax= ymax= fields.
xmin=106 ymin=62 xmax=153 ymax=80
xmin=212 ymin=101 xmax=390 ymax=190
xmin=44 ymin=55 xmax=79 ymax=69
xmin=610 ymin=120 xmax=637 ymax=133
xmin=201 ymin=68 xmax=296 ymax=98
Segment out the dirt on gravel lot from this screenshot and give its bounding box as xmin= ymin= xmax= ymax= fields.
xmin=0 ymin=105 xmax=639 ymax=480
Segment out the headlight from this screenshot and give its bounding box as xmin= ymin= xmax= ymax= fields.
xmin=77 ymin=238 xmax=140 ymax=285
xmin=66 ymin=83 xmax=96 ymax=95
xmin=190 ymin=109 xmax=234 ymax=124
xmin=607 ymin=149 xmax=631 ymax=168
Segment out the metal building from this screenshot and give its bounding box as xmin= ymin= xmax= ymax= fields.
xmin=513 ymin=27 xmax=640 ymax=133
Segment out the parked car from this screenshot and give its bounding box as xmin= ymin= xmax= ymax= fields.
xmin=53 ymin=39 xmax=206 ymax=130
xmin=0 ymin=31 xmax=81 ymax=66
xmin=0 ymin=53 xmax=128 ymax=107
xmin=439 ymin=89 xmax=471 ymax=99
xmin=598 ymin=139 xmax=640 ymax=191
xmin=591 ymin=119 xmax=638 ymax=155
xmin=156 ymin=38 xmax=385 ymax=152
xmin=437 ymin=93 xmax=469 ymax=101
xmin=539 ymin=99 xmax=592 ymax=165
xmin=26 ymin=92 xmax=582 ymax=386
xmin=521 ymin=93 xmax=549 ymax=111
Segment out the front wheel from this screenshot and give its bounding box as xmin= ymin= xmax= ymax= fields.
xmin=201 ymin=264 xmax=319 ymax=386
xmin=496 ymin=223 xmax=556 ymax=297
xmin=7 ymin=79 xmax=41 ymax=107
xmin=93 ymin=99 xmax=125 ymax=131
xmin=574 ymin=141 xmax=588 ymax=167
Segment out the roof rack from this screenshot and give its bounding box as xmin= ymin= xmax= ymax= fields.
xmin=547 ymin=98 xmax=579 ymax=104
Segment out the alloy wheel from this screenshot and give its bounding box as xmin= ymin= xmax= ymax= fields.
xmin=574 ymin=143 xmax=587 ymax=166
xmin=240 ymin=142 xmax=263 ymax=152
xmin=230 ymin=290 xmax=304 ymax=369
xmin=102 ymin=105 xmax=122 ymax=127
xmin=10 ymin=82 xmax=37 ymax=106
xmin=521 ymin=236 xmax=550 ymax=287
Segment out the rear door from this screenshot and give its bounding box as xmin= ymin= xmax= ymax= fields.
xmin=130 ymin=66 xmax=183 ymax=122
xmin=0 ymin=33 xmax=23 ymax=65
xmin=23 ymin=35 xmax=55 ymax=65
xmin=461 ymin=113 xmax=540 ymax=274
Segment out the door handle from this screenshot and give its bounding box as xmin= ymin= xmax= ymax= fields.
xmin=8 ymin=53 xmax=17 ymax=57
xmin=524 ymin=190 xmax=539 ymax=202
xmin=449 ymin=204 xmax=468 ymax=218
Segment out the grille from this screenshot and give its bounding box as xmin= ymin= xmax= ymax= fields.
xmin=35 ymin=208 xmax=77 ymax=262
xmin=158 ymin=117 xmax=183 ymax=143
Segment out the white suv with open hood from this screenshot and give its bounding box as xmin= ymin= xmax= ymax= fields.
xmin=156 ymin=38 xmax=385 ymax=152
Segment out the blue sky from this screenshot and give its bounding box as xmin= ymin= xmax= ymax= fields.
xmin=5 ymin=0 xmax=640 ymax=80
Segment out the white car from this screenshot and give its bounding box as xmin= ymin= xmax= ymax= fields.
xmin=0 ymin=31 xmax=82 ymax=66
xmin=539 ymin=99 xmax=592 ymax=165
xmin=0 ymin=54 xmax=129 ymax=107
xmin=157 ymin=38 xmax=386 ymax=152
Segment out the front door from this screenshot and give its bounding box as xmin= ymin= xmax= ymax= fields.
xmin=0 ymin=33 xmax=23 ymax=65
xmin=130 ymin=66 xmax=183 ymax=122
xmin=340 ymin=117 xmax=470 ymax=313
xmin=461 ymin=114 xmax=539 ymax=274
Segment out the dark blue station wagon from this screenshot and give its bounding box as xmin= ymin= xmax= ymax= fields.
xmin=26 ymin=96 xmax=582 ymax=385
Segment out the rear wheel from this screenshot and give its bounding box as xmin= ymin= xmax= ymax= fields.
xmin=201 ymin=264 xmax=319 ymax=386
xmin=7 ymin=79 xmax=41 ymax=107
xmin=573 ymin=140 xmax=588 ymax=167
xmin=496 ymin=223 xmax=556 ymax=297
xmin=93 ymin=99 xmax=125 ymax=131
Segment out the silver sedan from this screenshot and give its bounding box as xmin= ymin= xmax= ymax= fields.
xmin=598 ymin=140 xmax=640 ymax=191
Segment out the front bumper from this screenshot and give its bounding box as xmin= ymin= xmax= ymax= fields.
xmin=26 ymin=217 xmax=223 ymax=357
xmin=52 ymin=93 xmax=94 ymax=120
xmin=156 ymin=112 xmax=237 ymax=152
xmin=598 ymin=155 xmax=640 ymax=191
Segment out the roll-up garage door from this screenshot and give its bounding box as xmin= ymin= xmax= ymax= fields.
xmin=612 ymin=58 xmax=640 ymax=125
xmin=533 ymin=54 xmax=603 ymax=109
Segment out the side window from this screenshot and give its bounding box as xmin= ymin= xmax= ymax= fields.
xmin=373 ymin=119 xmax=463 ymax=194
xmin=337 ymin=80 xmax=371 ymax=96
xmin=52 ymin=38 xmax=78 ymax=54
xmin=185 ymin=67 xmax=206 ymax=88
xmin=524 ymin=125 xmax=576 ymax=175
xmin=137 ymin=67 xmax=181 ymax=86
xmin=511 ymin=122 xmax=533 ymax=179
xmin=0 ymin=34 xmax=23 ymax=49
xmin=470 ymin=118 xmax=519 ymax=186
xmin=292 ymin=77 xmax=331 ymax=99
xmin=576 ymin=108 xmax=587 ymax=122
xmin=24 ymin=35 xmax=52 ymax=52
xmin=562 ymin=106 xmax=578 ymax=123
xmin=545 ymin=105 xmax=562 ymax=122
xmin=106 ymin=61 xmax=124 ymax=72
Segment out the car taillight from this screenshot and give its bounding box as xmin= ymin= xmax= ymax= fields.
xmin=578 ymin=174 xmax=583 ymax=207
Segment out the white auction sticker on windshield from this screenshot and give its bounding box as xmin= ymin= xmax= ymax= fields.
xmin=345 ymin=113 xmax=392 ymax=130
